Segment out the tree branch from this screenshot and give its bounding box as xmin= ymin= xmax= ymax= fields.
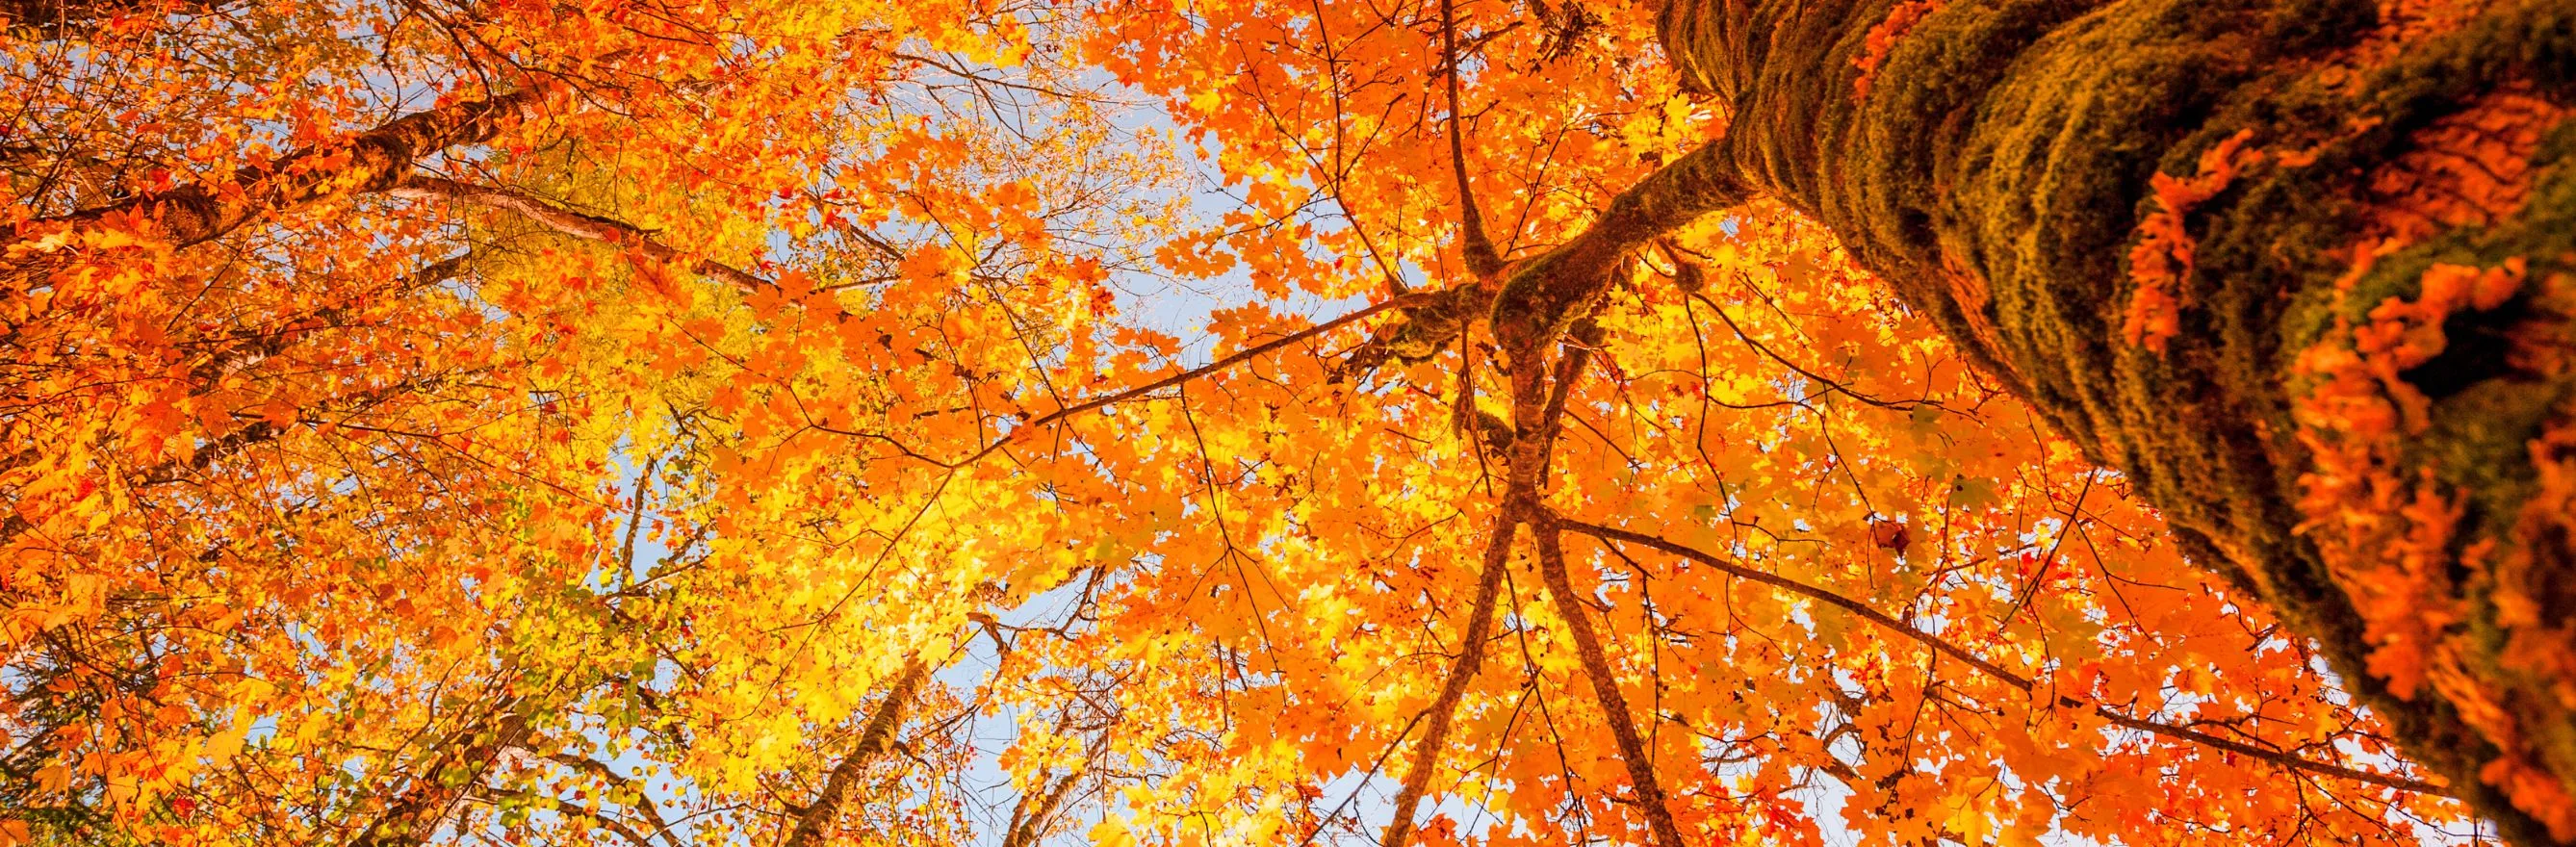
xmin=1441 ymin=0 xmax=1502 ymax=279
xmin=1532 ymin=520 xmax=1687 ymax=847
xmin=1381 ymin=509 xmax=1521 ymax=847
xmin=1488 ymin=141 xmax=1751 ymax=359
xmin=781 ymin=659 xmax=928 ymax=847
xmin=2 ymin=0 xmax=233 ymax=41
xmin=349 ymin=700 xmax=534 ymax=847
xmin=1552 ymin=517 xmax=2452 ymax=797
xmin=391 ymin=176 xmax=772 ymax=293
xmin=999 ymin=767 xmax=1086 ymax=847
xmin=1344 ymin=140 xmax=1752 ymax=381
xmin=10 ymin=70 xmax=588 ymax=257
xmin=940 ymin=292 xmax=1440 ymax=469
xmin=543 ymin=753 xmax=680 ymax=843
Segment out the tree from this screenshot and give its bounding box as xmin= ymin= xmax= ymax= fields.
xmin=1617 ymin=0 xmax=2573 ymax=839
xmin=3 ymin=0 xmax=2565 ymax=844
xmin=5 ymin=1 xmax=1100 ymax=842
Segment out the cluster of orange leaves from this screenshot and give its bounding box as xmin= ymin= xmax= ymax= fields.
xmin=2292 ymin=259 xmax=2521 ymax=696
xmin=1849 ymin=0 xmax=1942 ymax=100
xmin=2291 ymin=253 xmax=2576 ymax=840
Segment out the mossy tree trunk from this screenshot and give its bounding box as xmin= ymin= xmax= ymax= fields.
xmin=1647 ymin=0 xmax=2576 ymax=839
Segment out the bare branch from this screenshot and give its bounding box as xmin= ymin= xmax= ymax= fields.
xmin=391 ymin=176 xmax=772 ymax=293
xmin=939 ymin=292 xmax=1441 ymax=469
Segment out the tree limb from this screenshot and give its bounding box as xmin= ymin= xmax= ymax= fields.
xmin=1 ymin=0 xmax=231 ymax=40
xmin=390 ymin=176 xmax=772 ymax=293
xmin=1553 ymin=517 xmax=2452 ymax=797
xmin=1380 ymin=509 xmax=1521 ymax=847
xmin=1440 ymin=0 xmax=1502 ymax=279
xmin=1486 ymin=141 xmax=1751 ymax=359
xmin=999 ymin=767 xmax=1086 ymax=847
xmin=780 ymin=659 xmax=928 ymax=847
xmin=938 ymin=292 xmax=1441 ymax=469
xmin=349 ymin=700 xmax=534 ymax=847
xmin=1532 ymin=520 xmax=1687 ymax=847
xmin=11 ymin=75 xmax=579 ymax=257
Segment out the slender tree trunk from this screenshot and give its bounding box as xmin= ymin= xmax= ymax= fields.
xmin=348 ymin=702 xmax=532 ymax=847
xmin=1648 ymin=0 xmax=2576 ymax=840
xmin=779 ymin=659 xmax=926 ymax=847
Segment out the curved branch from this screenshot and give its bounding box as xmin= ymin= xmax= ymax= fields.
xmin=1343 ymin=138 xmax=1754 ymax=381
xmin=999 ymin=767 xmax=1086 ymax=847
xmin=1552 ymin=517 xmax=2451 ymax=798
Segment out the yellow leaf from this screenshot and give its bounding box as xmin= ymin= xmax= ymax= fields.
xmin=34 ymin=765 xmax=68 ymax=795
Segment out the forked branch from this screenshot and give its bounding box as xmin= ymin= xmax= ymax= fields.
xmin=1344 ymin=138 xmax=1752 ymax=380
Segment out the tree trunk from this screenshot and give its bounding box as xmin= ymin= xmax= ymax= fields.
xmin=1656 ymin=0 xmax=2576 ymax=840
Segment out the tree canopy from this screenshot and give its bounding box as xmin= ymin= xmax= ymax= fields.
xmin=4 ymin=0 xmax=2566 ymax=845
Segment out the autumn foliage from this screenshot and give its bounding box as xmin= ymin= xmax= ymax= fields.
xmin=3 ymin=0 xmax=2568 ymax=845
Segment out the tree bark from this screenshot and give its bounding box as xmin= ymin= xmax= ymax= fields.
xmin=348 ymin=702 xmax=532 ymax=847
xmin=779 ymin=659 xmax=926 ymax=847
xmin=0 ymin=0 xmax=226 ymax=38
xmin=1649 ymin=0 xmax=2576 ymax=840
xmin=5 ymin=83 xmax=549 ymax=263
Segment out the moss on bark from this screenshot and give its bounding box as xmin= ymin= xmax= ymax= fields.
xmin=1662 ymin=0 xmax=2576 ymax=839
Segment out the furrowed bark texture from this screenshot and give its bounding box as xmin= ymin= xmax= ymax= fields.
xmin=1660 ymin=0 xmax=2576 ymax=840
